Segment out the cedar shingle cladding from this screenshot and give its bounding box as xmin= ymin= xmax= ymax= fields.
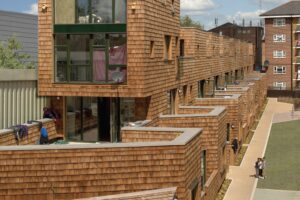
xmin=0 ymin=128 xmax=202 ymax=200
xmin=38 ymin=0 xmax=254 ymax=98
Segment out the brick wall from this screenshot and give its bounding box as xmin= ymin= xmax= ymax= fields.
xmin=264 ymin=18 xmax=294 ymax=88
xmin=0 ymin=119 xmax=58 ymax=146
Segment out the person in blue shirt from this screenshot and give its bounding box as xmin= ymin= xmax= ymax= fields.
xmin=39 ymin=126 xmax=49 ymax=144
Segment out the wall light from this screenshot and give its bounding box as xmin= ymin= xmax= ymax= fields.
xmin=42 ymin=4 xmax=48 ymax=12
xmin=173 ymin=194 xmax=178 ymax=200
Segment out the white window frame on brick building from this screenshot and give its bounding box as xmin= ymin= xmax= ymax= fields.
xmin=273 ymin=34 xmax=286 ymax=42
xmin=273 ymin=66 xmax=286 ymax=74
xmin=273 ymin=82 xmax=286 ymax=88
xmin=273 ymin=50 xmax=286 ymax=58
xmin=273 ymin=18 xmax=286 ymax=27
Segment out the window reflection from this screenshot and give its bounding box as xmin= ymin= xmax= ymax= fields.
xmin=54 ymin=33 xmax=127 ymax=83
xmin=77 ymin=0 xmax=90 ymax=24
xmin=115 ymin=0 xmax=126 ymax=23
xmin=69 ymin=35 xmax=90 ymax=81
xmin=91 ymin=0 xmax=113 ymax=24
xmin=109 ymin=34 xmax=127 ymax=65
xmin=55 ymin=0 xmax=126 ymax=24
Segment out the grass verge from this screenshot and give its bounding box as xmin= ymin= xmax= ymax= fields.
xmin=234 ymin=146 xmax=248 ymax=166
xmin=216 ymin=179 xmax=232 ymax=200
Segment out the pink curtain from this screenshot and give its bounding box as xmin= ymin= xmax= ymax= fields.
xmin=93 ymin=50 xmax=106 ymax=81
xmin=109 ymin=44 xmax=127 ymax=65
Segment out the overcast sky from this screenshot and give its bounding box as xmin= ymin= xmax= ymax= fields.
xmin=0 ymin=0 xmax=291 ymax=30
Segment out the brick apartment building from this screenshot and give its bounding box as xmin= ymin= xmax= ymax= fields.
xmin=0 ymin=0 xmax=267 ymax=200
xmin=261 ymin=0 xmax=300 ymax=90
xmin=210 ymin=23 xmax=264 ymax=70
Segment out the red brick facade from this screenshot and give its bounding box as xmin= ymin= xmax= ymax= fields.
xmin=264 ymin=17 xmax=299 ymax=89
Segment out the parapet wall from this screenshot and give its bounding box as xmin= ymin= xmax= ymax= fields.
xmin=0 ymin=127 xmax=202 ymax=200
xmin=0 ymin=119 xmax=58 ymax=146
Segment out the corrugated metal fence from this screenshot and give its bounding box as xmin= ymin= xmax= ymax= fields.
xmin=0 ymin=70 xmax=49 ymax=129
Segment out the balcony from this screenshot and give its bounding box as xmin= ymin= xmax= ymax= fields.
xmin=294 ymin=25 xmax=300 ymax=33
xmin=293 ymin=57 xmax=300 ymax=65
xmin=295 ymin=41 xmax=300 ymax=49
xmin=297 ymin=70 xmax=300 ymax=81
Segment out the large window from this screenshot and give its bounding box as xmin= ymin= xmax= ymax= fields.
xmin=54 ymin=33 xmax=127 ymax=83
xmin=55 ymin=0 xmax=126 ymax=24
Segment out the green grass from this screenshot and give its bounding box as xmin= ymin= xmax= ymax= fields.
xmin=216 ymin=179 xmax=232 ymax=200
xmin=257 ymin=120 xmax=300 ymax=191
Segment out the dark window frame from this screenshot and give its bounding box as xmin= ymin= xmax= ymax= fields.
xmin=54 ymin=33 xmax=127 ymax=84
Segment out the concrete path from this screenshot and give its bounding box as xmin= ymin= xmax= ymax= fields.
xmin=253 ymin=189 xmax=300 ymax=200
xmin=272 ymin=111 xmax=300 ymax=123
xmin=223 ymin=98 xmax=293 ymax=200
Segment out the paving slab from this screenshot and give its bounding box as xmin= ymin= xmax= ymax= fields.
xmin=253 ymin=189 xmax=300 ymax=200
xmin=223 ymin=98 xmax=293 ymax=200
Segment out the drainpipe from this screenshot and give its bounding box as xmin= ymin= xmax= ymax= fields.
xmin=291 ymin=17 xmax=294 ymax=91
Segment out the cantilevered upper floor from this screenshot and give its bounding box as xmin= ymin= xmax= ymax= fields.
xmin=38 ymin=0 xmax=254 ymax=98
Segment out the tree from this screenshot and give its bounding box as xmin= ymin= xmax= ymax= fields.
xmin=180 ymin=15 xmax=204 ymax=30
xmin=0 ymin=36 xmax=35 ymax=69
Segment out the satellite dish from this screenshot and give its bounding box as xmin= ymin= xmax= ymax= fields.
xmin=112 ymin=68 xmax=124 ymax=83
xmin=264 ymin=60 xmax=270 ymax=67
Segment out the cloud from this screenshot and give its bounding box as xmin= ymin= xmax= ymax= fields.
xmin=226 ymin=10 xmax=265 ymax=26
xmin=24 ymin=3 xmax=38 ymax=15
xmin=250 ymin=0 xmax=289 ymax=7
xmin=181 ymin=0 xmax=217 ymax=12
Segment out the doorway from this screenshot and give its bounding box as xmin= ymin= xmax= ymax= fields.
xmin=66 ymin=97 xmax=123 ymax=143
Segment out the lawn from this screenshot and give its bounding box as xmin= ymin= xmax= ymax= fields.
xmin=257 ymin=120 xmax=300 ymax=191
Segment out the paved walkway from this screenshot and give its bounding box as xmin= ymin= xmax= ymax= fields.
xmin=253 ymin=188 xmax=300 ymax=200
xmin=223 ymin=98 xmax=293 ymax=200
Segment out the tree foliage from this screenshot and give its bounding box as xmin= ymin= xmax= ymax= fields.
xmin=0 ymin=36 xmax=35 ymax=69
xmin=180 ymin=15 xmax=204 ymax=30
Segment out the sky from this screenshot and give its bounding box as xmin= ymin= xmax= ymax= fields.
xmin=0 ymin=0 xmax=291 ymax=30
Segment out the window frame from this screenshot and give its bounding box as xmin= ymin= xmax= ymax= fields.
xmin=54 ymin=33 xmax=127 ymax=84
xmin=54 ymin=0 xmax=127 ymax=25
xmin=200 ymin=150 xmax=207 ymax=189
xmin=273 ymin=66 xmax=286 ymax=74
xmin=273 ymin=18 xmax=286 ymax=27
xmin=273 ymin=81 xmax=287 ymax=88
xmin=273 ymin=34 xmax=286 ymax=42
xmin=163 ymin=35 xmax=172 ymax=61
xmin=273 ymin=50 xmax=286 ymax=58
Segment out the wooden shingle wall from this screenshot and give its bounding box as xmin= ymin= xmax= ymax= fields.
xmin=215 ymin=88 xmax=252 ymax=140
xmin=0 ymin=129 xmax=201 ymax=200
xmin=121 ymin=130 xmax=180 ymax=142
xmin=158 ymin=108 xmax=227 ymax=180
xmin=38 ymin=0 xmax=254 ymax=99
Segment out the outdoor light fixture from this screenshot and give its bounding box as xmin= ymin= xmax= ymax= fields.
xmin=131 ymin=2 xmax=136 ymax=10
xmin=231 ymin=125 xmax=235 ymax=129
xmin=41 ymin=4 xmax=48 ymax=12
xmin=173 ymin=194 xmax=178 ymax=200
